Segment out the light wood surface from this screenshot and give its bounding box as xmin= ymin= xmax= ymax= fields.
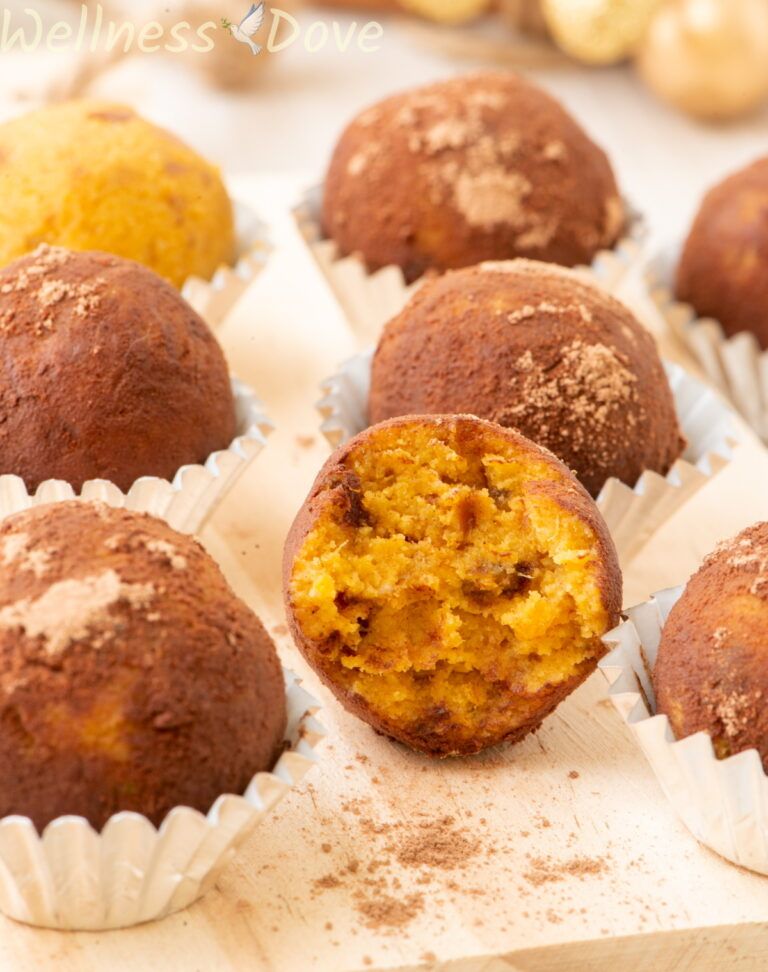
xmin=2 ymin=176 xmax=768 ymax=971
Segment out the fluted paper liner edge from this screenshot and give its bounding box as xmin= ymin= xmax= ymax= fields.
xmin=647 ymin=244 xmax=768 ymax=444
xmin=294 ymin=184 xmax=646 ymax=344
xmin=0 ymin=670 xmax=324 ymax=929
xmin=599 ymin=591 xmax=768 ymax=876
xmin=0 ymin=378 xmax=273 ymax=535
xmin=182 ymin=199 xmax=271 ymax=331
xmin=316 ymin=351 xmax=736 ymax=567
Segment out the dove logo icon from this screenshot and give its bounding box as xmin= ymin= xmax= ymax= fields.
xmin=222 ymin=4 xmax=384 ymax=55
xmin=221 ymin=3 xmax=265 ymax=55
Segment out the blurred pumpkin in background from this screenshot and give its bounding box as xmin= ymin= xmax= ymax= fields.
xmin=541 ymin=0 xmax=666 ymax=64
xmin=52 ymin=0 xmax=768 ymax=121
xmin=637 ymin=0 xmax=768 ymax=120
xmin=391 ymin=0 xmax=768 ymax=120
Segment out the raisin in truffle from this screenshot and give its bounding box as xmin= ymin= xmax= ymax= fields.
xmin=676 ymin=157 xmax=768 ymax=349
xmin=322 ymin=71 xmax=624 ymax=283
xmin=654 ymin=523 xmax=768 ymax=768
xmin=369 ymin=260 xmax=685 ymax=497
xmin=0 ymin=501 xmax=286 ymax=830
xmin=0 ymin=100 xmax=235 ymax=287
xmin=284 ymin=414 xmax=621 ymax=757
xmin=0 ymin=245 xmax=236 ymax=492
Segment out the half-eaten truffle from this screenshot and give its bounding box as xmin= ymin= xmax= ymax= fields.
xmin=284 ymin=415 xmax=621 ymax=756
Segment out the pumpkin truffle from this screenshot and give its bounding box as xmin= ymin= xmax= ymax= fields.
xmin=284 ymin=414 xmax=621 ymax=757
xmin=369 ymin=260 xmax=685 ymax=497
xmin=0 ymin=501 xmax=286 ymax=830
xmin=654 ymin=523 xmax=768 ymax=768
xmin=676 ymin=158 xmax=768 ymax=349
xmin=0 ymin=245 xmax=236 ymax=492
xmin=0 ymin=100 xmax=235 ymax=286
xmin=322 ymin=71 xmax=624 ymax=283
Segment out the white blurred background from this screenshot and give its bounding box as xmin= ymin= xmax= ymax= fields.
xmin=0 ymin=0 xmax=766 ymax=247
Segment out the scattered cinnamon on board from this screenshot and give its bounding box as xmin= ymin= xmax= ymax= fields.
xmin=313 ymin=874 xmax=343 ymax=891
xmin=354 ymin=892 xmax=425 ymax=931
xmin=395 ymin=816 xmax=481 ymax=870
xmin=523 ymin=855 xmax=608 ymax=888
xmin=308 ymin=779 xmax=616 ymax=938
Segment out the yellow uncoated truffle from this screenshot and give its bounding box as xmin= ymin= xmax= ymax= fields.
xmin=0 ymin=101 xmax=236 ymax=287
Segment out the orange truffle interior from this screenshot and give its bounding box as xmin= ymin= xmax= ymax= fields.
xmin=289 ymin=422 xmax=612 ymax=753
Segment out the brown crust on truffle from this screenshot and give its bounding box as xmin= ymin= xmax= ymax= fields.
xmin=369 ymin=260 xmax=685 ymax=497
xmin=283 ymin=414 xmax=622 ymax=757
xmin=0 ymin=246 xmax=236 ymax=492
xmin=0 ymin=501 xmax=286 ymax=831
xmin=654 ymin=522 xmax=768 ymax=768
xmin=362 ymin=664 xmax=590 ymax=758
xmin=676 ymin=157 xmax=768 ymax=349
xmin=322 ymin=71 xmax=624 ymax=283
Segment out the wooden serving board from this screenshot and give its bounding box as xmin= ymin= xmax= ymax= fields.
xmin=2 ymin=176 xmax=768 ymax=971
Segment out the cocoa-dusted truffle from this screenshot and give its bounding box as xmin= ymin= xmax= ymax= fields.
xmin=322 ymin=71 xmax=624 ymax=283
xmin=0 ymin=501 xmax=286 ymax=830
xmin=369 ymin=260 xmax=685 ymax=497
xmin=655 ymin=523 xmax=768 ymax=767
xmin=284 ymin=414 xmax=621 ymax=757
xmin=676 ymin=158 xmax=768 ymax=349
xmin=0 ymin=245 xmax=236 ymax=492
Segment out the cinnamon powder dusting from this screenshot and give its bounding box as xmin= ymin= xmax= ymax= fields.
xmin=0 ymin=569 xmax=155 ymax=656
xmin=309 ymin=804 xmax=484 ymax=935
xmin=523 ymin=854 xmax=608 ymax=888
xmin=307 ymin=771 xmax=615 ymax=942
xmin=395 ymin=816 xmax=481 ymax=870
xmin=355 ymin=893 xmax=425 ymax=932
xmin=499 ymin=339 xmax=640 ymax=471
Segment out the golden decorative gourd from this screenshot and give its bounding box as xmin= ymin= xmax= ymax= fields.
xmin=637 ymin=0 xmax=768 ymax=120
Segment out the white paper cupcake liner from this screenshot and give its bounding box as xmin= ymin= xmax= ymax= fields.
xmin=599 ymin=590 xmax=768 ymax=876
xmin=182 ymin=200 xmax=271 ymax=331
xmin=0 ymin=670 xmax=323 ymax=931
xmin=317 ymin=351 xmax=735 ymax=566
xmin=0 ymin=378 xmax=273 ymax=536
xmin=647 ymin=243 xmax=768 ymax=444
xmin=294 ymin=184 xmax=646 ymax=343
